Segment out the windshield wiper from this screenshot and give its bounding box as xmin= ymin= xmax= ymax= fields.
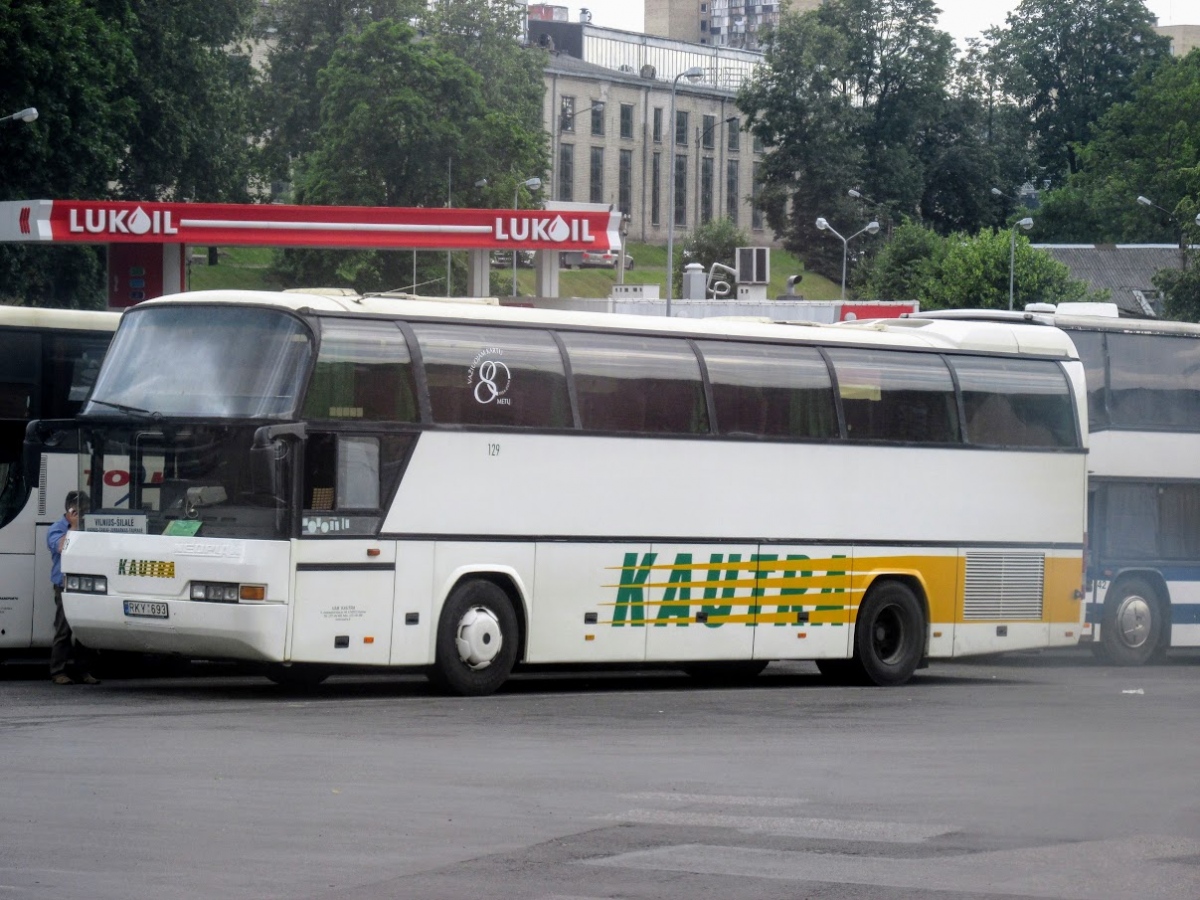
xmin=87 ymin=398 xmax=163 ymax=420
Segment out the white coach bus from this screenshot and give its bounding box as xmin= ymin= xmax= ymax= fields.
xmin=0 ymin=305 xmax=116 ymax=656
xmin=52 ymin=291 xmax=1087 ymax=693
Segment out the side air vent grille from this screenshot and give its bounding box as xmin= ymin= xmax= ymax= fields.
xmin=963 ymin=552 xmax=1044 ymax=620
xmin=37 ymin=456 xmax=48 ymax=517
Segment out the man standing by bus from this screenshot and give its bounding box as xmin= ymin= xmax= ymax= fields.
xmin=48 ymin=491 xmax=100 ymax=685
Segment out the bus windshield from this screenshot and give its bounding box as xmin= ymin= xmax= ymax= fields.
xmin=84 ymin=306 xmax=313 ymax=420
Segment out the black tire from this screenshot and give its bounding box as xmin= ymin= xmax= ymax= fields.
xmin=266 ymin=663 xmax=330 ymax=689
xmin=851 ymin=581 xmax=925 ymax=686
xmin=429 ymin=580 xmax=519 ymax=696
xmin=681 ymin=660 xmax=768 ymax=682
xmin=1097 ymin=576 xmax=1164 ymax=666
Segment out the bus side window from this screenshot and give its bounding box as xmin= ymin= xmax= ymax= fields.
xmin=827 ymin=348 xmax=958 ymax=444
xmin=412 ymin=323 xmax=571 ymax=429
xmin=952 ymin=357 xmax=1077 ymax=449
xmin=304 ymin=434 xmax=406 ymax=517
xmin=303 ymin=320 xmax=418 ymax=423
xmin=559 ymin=331 xmax=709 ymax=435
xmin=696 ymin=340 xmax=836 ymax=440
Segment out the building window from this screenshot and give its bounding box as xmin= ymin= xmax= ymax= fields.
xmin=590 ymin=147 xmax=604 ymax=203
xmin=619 ymin=103 xmax=634 ymax=140
xmin=675 ymin=110 xmax=689 ymax=146
xmin=753 ymin=132 xmax=764 ymax=154
xmin=560 ymin=96 xmax=575 ymax=133
xmin=558 ymin=144 xmax=574 ymax=201
xmin=619 ymin=149 xmax=633 ymax=217
xmin=701 ymin=114 xmax=716 ymax=150
xmin=674 ymin=154 xmax=688 ymax=227
xmin=751 ymin=161 xmax=763 ymax=230
xmin=701 ymin=156 xmax=714 ymax=224
xmin=727 ymin=122 xmax=740 ymax=152
xmin=591 ymin=103 xmax=605 ymax=137
xmin=726 ymin=159 xmax=739 ymax=224
xmin=651 ymin=152 xmax=661 ymax=226
xmin=701 ymin=20 xmax=708 ymax=31
xmin=653 ymin=107 xmax=663 ymax=143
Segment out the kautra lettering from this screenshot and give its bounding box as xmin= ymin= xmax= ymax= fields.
xmin=117 ymin=559 xmax=176 ymax=578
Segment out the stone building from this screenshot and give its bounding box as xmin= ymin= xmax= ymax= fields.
xmin=531 ymin=17 xmax=775 ymax=246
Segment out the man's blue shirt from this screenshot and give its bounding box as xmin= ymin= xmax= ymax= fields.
xmin=48 ymin=514 xmax=70 ymax=587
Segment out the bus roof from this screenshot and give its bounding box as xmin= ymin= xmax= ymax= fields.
xmin=908 ymin=307 xmax=1200 ymax=339
xmin=130 ymin=290 xmax=1080 ymax=359
xmin=0 ymin=305 xmax=119 ymax=332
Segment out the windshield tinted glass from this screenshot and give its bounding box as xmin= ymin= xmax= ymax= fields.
xmin=86 ymin=306 xmax=312 ymax=419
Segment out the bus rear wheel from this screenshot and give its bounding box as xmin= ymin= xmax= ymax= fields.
xmin=1097 ymin=577 xmax=1163 ymax=666
xmin=851 ymin=581 xmax=925 ymax=686
xmin=430 ymin=579 xmax=519 ymax=696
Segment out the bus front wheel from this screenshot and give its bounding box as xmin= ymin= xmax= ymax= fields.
xmin=430 ymin=580 xmax=519 ymax=696
xmin=851 ymin=581 xmax=925 ymax=686
xmin=1097 ymin=577 xmax=1163 ymax=666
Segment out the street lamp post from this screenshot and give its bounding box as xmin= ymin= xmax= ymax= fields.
xmin=815 ymin=217 xmax=880 ymax=300
xmin=1008 ymin=217 xmax=1034 ymax=310
xmin=1138 ymin=195 xmax=1194 ymax=271
xmin=665 ymin=66 xmax=705 ymax=316
xmin=0 ymin=107 xmax=37 ymax=125
xmin=512 ymin=176 xmax=542 ymax=297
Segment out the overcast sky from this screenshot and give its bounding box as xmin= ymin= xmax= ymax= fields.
xmin=563 ymin=0 xmax=1200 ymax=47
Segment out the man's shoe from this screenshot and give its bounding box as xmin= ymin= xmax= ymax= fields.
xmin=79 ymin=672 xmax=101 ymax=685
xmin=51 ymin=673 xmax=75 ymax=685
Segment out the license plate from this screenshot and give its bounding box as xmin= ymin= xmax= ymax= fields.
xmin=123 ymin=600 xmax=168 ymax=619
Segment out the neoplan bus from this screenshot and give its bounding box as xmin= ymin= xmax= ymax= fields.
xmin=926 ymin=305 xmax=1200 ymax=664
xmin=51 ymin=291 xmax=1086 ymax=694
xmin=0 ymin=306 xmax=116 ymax=656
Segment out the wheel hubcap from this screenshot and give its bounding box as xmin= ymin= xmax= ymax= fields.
xmin=1115 ymin=595 xmax=1152 ymax=649
xmin=872 ymin=606 xmax=904 ymax=664
xmin=455 ymin=605 xmax=503 ymax=670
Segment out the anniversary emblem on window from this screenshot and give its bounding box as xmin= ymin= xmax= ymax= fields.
xmin=467 ymin=347 xmax=512 ymax=406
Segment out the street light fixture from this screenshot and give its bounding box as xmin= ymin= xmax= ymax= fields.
xmin=512 ymin=176 xmax=542 ymax=297
xmin=0 ymin=107 xmax=37 ymax=125
xmin=1137 ymin=195 xmax=1194 ymax=271
xmin=665 ymin=65 xmax=705 ymax=316
xmin=815 ymin=217 xmax=880 ymax=300
xmin=1008 ymin=216 xmax=1034 ymax=311
xmin=848 ymin=188 xmax=890 ymax=237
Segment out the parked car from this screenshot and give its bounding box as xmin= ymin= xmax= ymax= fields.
xmin=560 ymin=249 xmax=635 ymax=269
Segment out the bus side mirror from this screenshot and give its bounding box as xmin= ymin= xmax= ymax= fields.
xmin=250 ymin=423 xmax=306 ymax=500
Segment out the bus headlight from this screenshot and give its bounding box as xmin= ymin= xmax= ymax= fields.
xmin=65 ymin=575 xmax=107 ymax=594
xmin=190 ymin=582 xmax=240 ymax=603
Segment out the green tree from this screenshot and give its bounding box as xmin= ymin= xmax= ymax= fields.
xmin=987 ymin=0 xmax=1170 ymax=184
xmin=859 ymin=221 xmax=1104 ymax=309
xmin=273 ymin=19 xmax=495 ymax=291
xmin=674 ymin=218 xmax=750 ymax=295
xmin=253 ymin=0 xmax=422 ymax=192
xmin=114 ymin=0 xmax=259 ymax=202
xmin=0 ymin=0 xmax=136 ymax=306
xmin=1154 ymin=255 xmax=1200 ymax=322
xmin=1031 ymin=49 xmax=1200 ymax=244
xmin=740 ymin=0 xmax=978 ymax=278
